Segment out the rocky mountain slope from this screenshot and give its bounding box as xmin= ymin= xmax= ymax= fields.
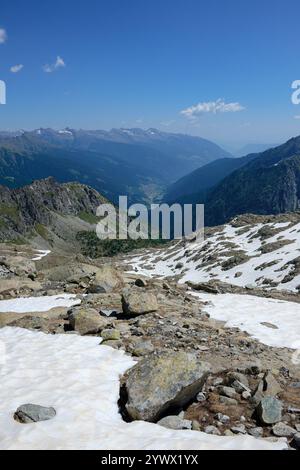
xmin=125 ymin=212 xmax=300 ymax=293
xmin=164 ymin=153 xmax=256 ymax=204
xmin=205 ymin=137 xmax=300 ymax=225
xmin=0 ymin=177 xmax=106 ymax=250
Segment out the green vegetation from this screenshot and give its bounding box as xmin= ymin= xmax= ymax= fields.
xmin=0 ymin=203 xmax=19 ymax=220
xmin=35 ymin=223 xmax=49 ymax=240
xmin=76 ymin=231 xmax=167 ymax=258
xmin=10 ymin=236 xmax=28 ymax=245
xmin=78 ymin=211 xmax=100 ymax=225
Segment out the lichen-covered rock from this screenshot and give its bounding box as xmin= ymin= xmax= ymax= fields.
xmin=14 ymin=404 xmax=56 ymax=423
xmin=256 ymin=396 xmax=282 ymax=425
xmin=122 ymin=287 xmax=158 ymax=316
xmin=94 ymin=265 xmax=124 ymax=293
xmin=68 ymin=308 xmax=108 ymax=335
xmin=124 ymin=351 xmax=211 ymax=422
xmin=100 ymin=328 xmax=120 ymax=341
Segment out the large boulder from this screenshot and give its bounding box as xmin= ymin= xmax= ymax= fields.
xmin=122 ymin=287 xmax=158 ymax=316
xmin=68 ymin=308 xmax=108 ymax=335
xmin=14 ymin=404 xmax=56 ymax=423
xmin=256 ymin=396 xmax=282 ymax=425
xmin=124 ymin=351 xmax=211 ymax=422
xmin=94 ymin=265 xmax=124 ymax=293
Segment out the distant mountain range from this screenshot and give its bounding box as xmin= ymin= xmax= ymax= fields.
xmin=0 ymin=128 xmax=231 ymax=205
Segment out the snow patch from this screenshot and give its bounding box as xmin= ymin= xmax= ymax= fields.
xmin=0 ymin=294 xmax=81 ymax=313
xmin=191 ymin=292 xmax=300 ymax=350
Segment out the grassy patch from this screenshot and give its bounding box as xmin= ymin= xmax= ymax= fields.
xmin=35 ymin=223 xmax=49 ymax=240
xmin=78 ymin=211 xmax=100 ymax=224
xmin=10 ymin=236 xmax=28 ymax=245
xmin=76 ymin=231 xmax=167 ymax=258
xmin=0 ymin=203 xmax=19 ymax=220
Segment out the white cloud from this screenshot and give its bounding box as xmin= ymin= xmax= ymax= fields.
xmin=181 ymin=98 xmax=245 ymax=119
xmin=294 ymin=115 xmax=300 ymax=120
xmin=10 ymin=64 xmax=24 ymax=73
xmin=0 ymin=28 xmax=7 ymax=44
xmin=43 ymin=56 xmax=66 ymax=73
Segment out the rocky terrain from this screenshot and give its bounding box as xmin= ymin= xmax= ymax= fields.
xmin=0 ymin=234 xmax=299 ymax=450
xmin=0 ymin=177 xmax=106 ymax=250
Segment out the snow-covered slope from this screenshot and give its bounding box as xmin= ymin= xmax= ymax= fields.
xmin=126 ymin=217 xmax=300 ymax=292
xmin=0 ymin=327 xmax=287 ymax=450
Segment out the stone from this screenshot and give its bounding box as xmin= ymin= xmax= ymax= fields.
xmin=219 ymin=386 xmax=238 ymax=399
xmin=68 ymin=308 xmax=107 ymax=335
xmin=204 ymin=425 xmax=221 ymax=436
xmin=256 ymin=396 xmax=282 ymax=425
xmin=219 ymin=396 xmax=238 ymax=406
xmin=132 ymin=340 xmax=154 ymax=357
xmin=263 ymin=372 xmax=282 ymax=396
xmin=248 ymin=427 xmax=263 ymax=438
xmin=157 ymin=415 xmax=192 ymax=430
xmin=272 ymin=422 xmax=297 ymax=437
xmin=94 ymin=265 xmax=124 ymax=293
xmin=122 ymin=287 xmax=158 ymax=316
xmin=232 ymin=380 xmax=251 ymax=394
xmin=227 ymin=371 xmax=250 ymax=389
xmin=196 ymin=392 xmax=207 ymax=402
xmin=124 ymin=351 xmax=211 ymax=422
xmin=101 ymin=329 xmax=120 ymax=341
xmin=14 ymin=404 xmax=56 ymax=423
xmin=231 ymin=425 xmax=246 ymax=434
xmin=215 ymin=413 xmax=230 ymax=424
xmin=192 ymin=420 xmax=201 ymax=431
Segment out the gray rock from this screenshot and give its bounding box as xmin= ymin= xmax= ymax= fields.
xmin=196 ymin=392 xmax=207 ymax=402
xmin=122 ymin=287 xmax=158 ymax=316
xmin=248 ymin=427 xmax=263 ymax=438
xmin=14 ymin=404 xmax=56 ymax=424
xmin=272 ymin=422 xmax=297 ymax=437
xmin=219 ymin=396 xmax=238 ymax=406
xmin=215 ymin=413 xmax=230 ymax=424
xmin=263 ymin=372 xmax=282 ymax=396
xmin=125 ymin=351 xmax=211 ymax=422
xmin=204 ymin=425 xmax=221 ymax=436
xmin=69 ymin=308 xmax=108 ymax=335
xmin=219 ymin=386 xmax=238 ymax=399
xmin=157 ymin=415 xmax=192 ymax=430
xmin=232 ymin=380 xmax=251 ymax=394
xmin=101 ymin=328 xmax=120 ymax=341
xmin=231 ymin=424 xmax=246 ymax=434
xmin=256 ymin=396 xmax=282 ymax=425
xmin=132 ymin=340 xmax=154 ymax=357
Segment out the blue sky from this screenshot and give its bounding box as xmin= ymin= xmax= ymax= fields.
xmin=0 ymin=0 xmax=300 ymax=147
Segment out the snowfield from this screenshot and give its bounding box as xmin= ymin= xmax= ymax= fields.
xmin=191 ymin=293 xmax=300 ymax=350
xmin=31 ymin=250 xmax=51 ymax=261
xmin=126 ymin=221 xmax=300 ymax=291
xmin=0 ymin=327 xmax=287 ymax=450
xmin=0 ymin=294 xmax=81 ymax=313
